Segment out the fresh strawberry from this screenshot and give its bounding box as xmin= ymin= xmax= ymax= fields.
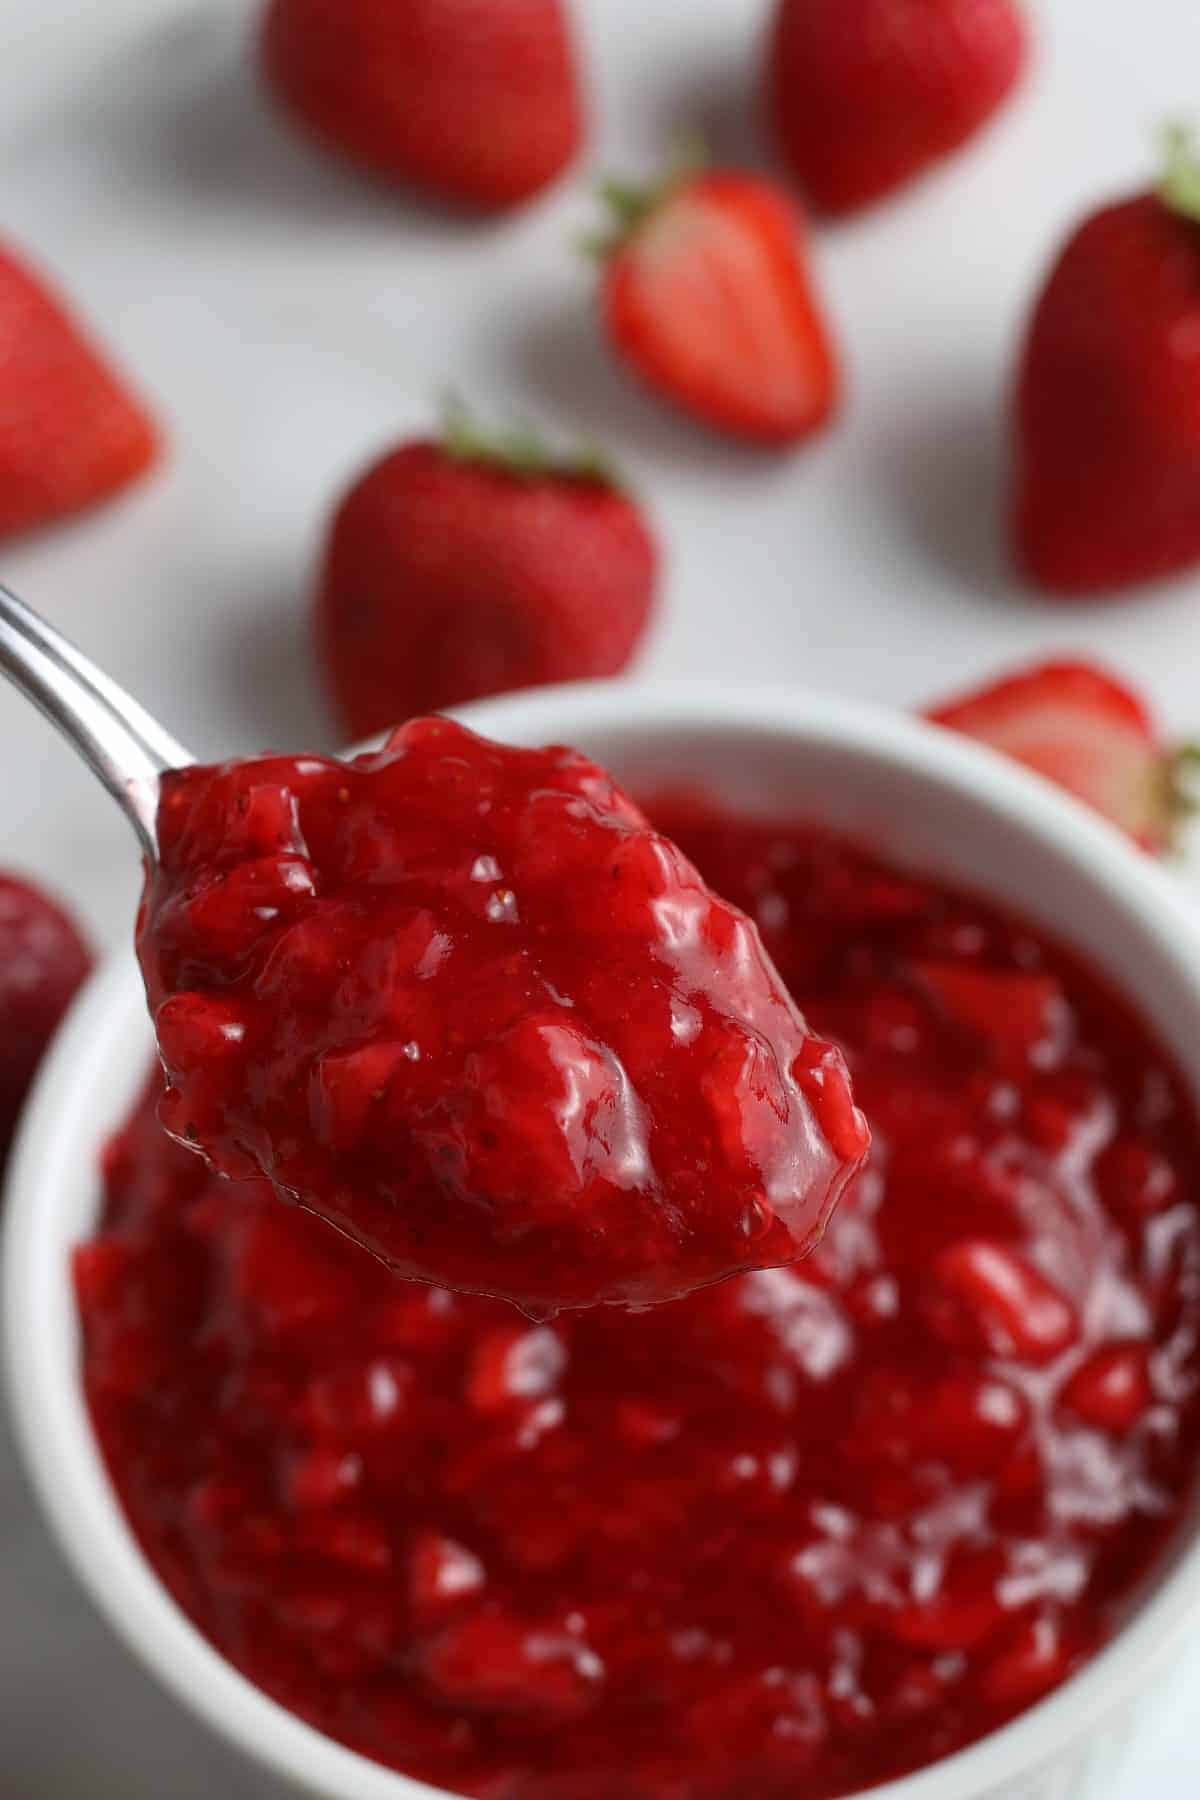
xmin=315 ymin=406 xmax=658 ymax=740
xmin=0 ymin=246 xmax=158 ymax=541
xmin=595 ymin=162 xmax=838 ymax=445
xmin=1014 ymin=131 xmax=1200 ymax=593
xmin=0 ymin=875 xmax=92 ymax=1165
xmin=258 ymin=0 xmax=582 ymax=212
xmin=765 ymin=0 xmax=1027 ymax=216
xmin=926 ymin=659 xmax=1192 ymax=851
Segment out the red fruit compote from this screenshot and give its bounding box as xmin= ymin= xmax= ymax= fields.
xmin=135 ymin=719 xmax=867 ymax=1313
xmin=81 ymin=793 xmax=1200 ymax=1800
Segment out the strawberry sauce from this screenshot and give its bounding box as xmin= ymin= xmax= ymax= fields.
xmin=82 ymin=797 xmax=1200 ymax=1799
xmin=135 ymin=720 xmax=867 ymax=1314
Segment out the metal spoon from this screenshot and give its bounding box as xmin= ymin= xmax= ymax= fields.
xmin=0 ymin=583 xmax=192 ymax=860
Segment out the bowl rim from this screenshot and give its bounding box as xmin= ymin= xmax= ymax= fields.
xmin=9 ymin=674 xmax=1200 ymax=1800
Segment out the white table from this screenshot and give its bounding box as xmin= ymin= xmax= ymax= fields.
xmin=3 ymin=1 xmax=1200 ymax=1792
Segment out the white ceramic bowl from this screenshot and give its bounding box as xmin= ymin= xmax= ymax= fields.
xmin=8 ymin=679 xmax=1200 ymax=1800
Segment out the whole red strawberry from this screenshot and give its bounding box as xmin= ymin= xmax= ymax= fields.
xmin=927 ymin=659 xmax=1191 ymax=851
xmin=1014 ymin=134 xmax=1200 ymax=594
xmin=0 ymin=875 xmax=92 ymax=1164
xmin=316 ymin=408 xmax=658 ymax=741
xmin=0 ymin=246 xmax=158 ymax=541
xmin=259 ymin=0 xmax=582 ymax=211
xmin=596 ymin=162 xmax=838 ymax=445
xmin=766 ymin=0 xmax=1028 ymax=216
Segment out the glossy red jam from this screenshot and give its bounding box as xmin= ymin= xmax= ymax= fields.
xmin=86 ymin=800 xmax=1200 ymax=1799
xmin=136 ymin=721 xmax=867 ymax=1313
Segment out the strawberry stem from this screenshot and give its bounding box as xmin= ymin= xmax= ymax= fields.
xmin=584 ymin=137 xmax=708 ymax=259
xmin=440 ymin=394 xmax=620 ymax=487
xmin=1160 ymin=123 xmax=1200 ymax=223
xmin=1167 ymin=741 xmax=1200 ymax=825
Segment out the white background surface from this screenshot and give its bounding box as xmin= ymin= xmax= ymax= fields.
xmin=3 ymin=0 xmax=1200 ymax=1793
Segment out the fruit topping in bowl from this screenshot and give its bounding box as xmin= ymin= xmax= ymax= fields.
xmin=88 ymin=793 xmax=1200 ymax=1798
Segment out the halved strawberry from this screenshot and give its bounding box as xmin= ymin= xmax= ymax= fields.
xmin=926 ymin=659 xmax=1191 ymax=852
xmin=595 ymin=162 xmax=839 ymax=445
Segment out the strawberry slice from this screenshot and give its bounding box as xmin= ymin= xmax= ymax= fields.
xmin=596 ymin=164 xmax=839 ymax=445
xmin=926 ymin=659 xmax=1191 ymax=852
xmin=0 ymin=244 xmax=158 ymax=541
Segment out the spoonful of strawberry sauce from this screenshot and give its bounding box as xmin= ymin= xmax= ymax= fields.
xmin=0 ymin=585 xmax=868 ymax=1312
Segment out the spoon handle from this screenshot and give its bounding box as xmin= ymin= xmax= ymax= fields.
xmin=0 ymin=583 xmax=193 ymax=860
